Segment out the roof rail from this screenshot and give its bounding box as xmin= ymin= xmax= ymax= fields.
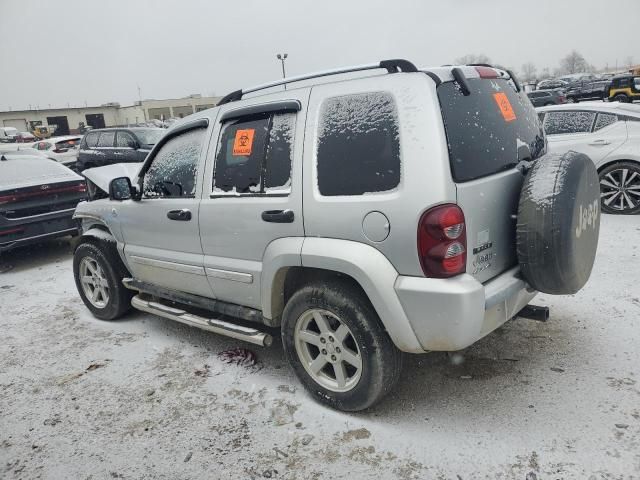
xmin=217 ymin=59 xmax=418 ymax=105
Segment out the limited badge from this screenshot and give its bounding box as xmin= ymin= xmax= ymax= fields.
xmin=232 ymin=129 xmax=255 ymax=156
xmin=493 ymin=92 xmax=516 ymax=122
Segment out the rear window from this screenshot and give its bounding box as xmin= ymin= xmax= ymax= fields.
xmin=97 ymin=132 xmax=115 ymax=147
xmin=84 ymin=132 xmax=99 ymax=148
xmin=544 ymin=111 xmax=596 ymax=135
xmin=438 ymin=78 xmax=545 ymax=182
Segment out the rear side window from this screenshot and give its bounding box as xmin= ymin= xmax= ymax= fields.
xmin=84 ymin=132 xmax=99 ymax=148
xmin=317 ymin=92 xmax=400 ymax=196
xmin=143 ymin=128 xmax=205 ymax=198
xmin=97 ymin=131 xmax=115 ymax=147
xmin=594 ymin=113 xmax=618 ymax=131
xmin=213 ymin=112 xmax=295 ymax=194
xmin=438 ymin=78 xmax=545 ymax=182
xmin=544 ymin=111 xmax=596 ymax=135
xmin=116 ymin=131 xmax=137 ymax=148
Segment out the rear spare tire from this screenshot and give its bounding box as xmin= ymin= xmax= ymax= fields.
xmin=517 ymin=151 xmax=600 ymax=295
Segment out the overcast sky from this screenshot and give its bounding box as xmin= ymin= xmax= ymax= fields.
xmin=1 ymin=0 xmax=638 ymax=111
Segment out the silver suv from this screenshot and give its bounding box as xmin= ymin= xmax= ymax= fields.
xmin=72 ymin=59 xmax=601 ymax=411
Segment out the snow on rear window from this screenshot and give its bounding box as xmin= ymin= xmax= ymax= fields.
xmin=316 ymin=92 xmax=400 ymax=196
xmin=544 ymin=111 xmax=596 ymax=135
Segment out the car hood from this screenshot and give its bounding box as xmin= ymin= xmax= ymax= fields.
xmin=82 ymin=163 xmax=142 ymax=193
xmin=0 ymin=155 xmax=82 ymax=191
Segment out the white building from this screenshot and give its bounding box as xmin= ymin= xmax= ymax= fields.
xmin=0 ymin=95 xmax=220 ymax=135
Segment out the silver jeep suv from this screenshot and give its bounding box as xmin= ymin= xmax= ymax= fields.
xmin=73 ymin=59 xmax=601 ymax=411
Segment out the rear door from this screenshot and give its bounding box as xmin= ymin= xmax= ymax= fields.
xmin=115 ymin=131 xmax=140 ymax=163
xmin=437 ymin=74 xmax=546 ymax=283
xmin=198 ymin=93 xmax=307 ymax=309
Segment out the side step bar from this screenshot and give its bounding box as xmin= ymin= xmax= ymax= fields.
xmin=131 ymin=295 xmax=273 ymax=347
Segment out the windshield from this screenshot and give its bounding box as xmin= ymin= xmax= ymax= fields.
xmin=134 ymin=129 xmax=165 ymax=146
xmin=437 ymin=77 xmax=546 ymax=182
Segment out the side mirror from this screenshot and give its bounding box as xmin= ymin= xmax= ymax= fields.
xmin=109 ymin=177 xmax=133 ymax=201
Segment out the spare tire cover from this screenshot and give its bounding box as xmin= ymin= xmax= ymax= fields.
xmin=517 ymin=151 xmax=600 ymax=295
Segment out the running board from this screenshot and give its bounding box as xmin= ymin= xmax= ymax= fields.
xmin=131 ymin=295 xmax=273 ymax=347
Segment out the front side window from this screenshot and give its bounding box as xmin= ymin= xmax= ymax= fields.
xmin=317 ymin=92 xmax=400 ymax=196
xmin=213 ymin=111 xmax=295 ymax=194
xmin=97 ymin=131 xmax=115 ymax=147
xmin=116 ymin=131 xmax=137 ymax=148
xmin=594 ymin=113 xmax=618 ymax=131
xmin=143 ymin=128 xmax=205 ymax=198
xmin=544 ymin=111 xmax=596 ymax=135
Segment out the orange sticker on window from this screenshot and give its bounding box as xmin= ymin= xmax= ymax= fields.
xmin=232 ymin=129 xmax=255 ymax=156
xmin=493 ymin=92 xmax=516 ymax=122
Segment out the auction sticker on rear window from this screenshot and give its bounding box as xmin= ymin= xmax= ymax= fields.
xmin=232 ymin=129 xmax=255 ymax=156
xmin=493 ymin=92 xmax=516 ymax=122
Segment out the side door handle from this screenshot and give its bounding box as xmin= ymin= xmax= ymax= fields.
xmin=589 ymin=139 xmax=611 ymax=146
xmin=261 ymin=209 xmax=294 ymax=223
xmin=167 ymin=209 xmax=192 ymax=221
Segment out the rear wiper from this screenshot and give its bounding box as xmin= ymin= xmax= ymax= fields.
xmin=451 ymin=68 xmax=471 ymax=96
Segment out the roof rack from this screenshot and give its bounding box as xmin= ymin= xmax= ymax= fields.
xmin=217 ymin=59 xmax=418 ymax=105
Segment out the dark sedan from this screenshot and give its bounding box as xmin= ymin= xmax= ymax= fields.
xmin=0 ymin=152 xmax=87 ymax=253
xmin=527 ymin=89 xmax=567 ymax=107
xmin=77 ymin=127 xmax=165 ymax=172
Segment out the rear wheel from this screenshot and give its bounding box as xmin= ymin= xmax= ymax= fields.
xmin=614 ymin=94 xmax=630 ymax=103
xmin=599 ymin=162 xmax=640 ymax=214
xmin=281 ymin=280 xmax=402 ymax=411
xmin=73 ymin=240 xmax=133 ymax=320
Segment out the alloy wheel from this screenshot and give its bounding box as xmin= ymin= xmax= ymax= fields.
xmin=600 ymin=167 xmax=640 ymax=212
xmin=293 ymin=308 xmax=363 ymax=392
xmin=79 ymin=257 xmax=110 ymax=308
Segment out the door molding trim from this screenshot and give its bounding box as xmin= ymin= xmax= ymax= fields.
xmin=130 ymin=256 xmax=206 ymax=276
xmin=205 ymin=267 xmax=253 ymax=284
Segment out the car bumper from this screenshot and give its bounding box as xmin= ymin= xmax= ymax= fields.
xmin=394 ymin=267 xmax=537 ymax=351
xmin=0 ymin=208 xmax=79 ymax=253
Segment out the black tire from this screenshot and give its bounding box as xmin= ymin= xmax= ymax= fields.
xmin=598 ymin=161 xmax=640 ymax=215
xmin=517 ymin=151 xmax=601 ymax=295
xmin=566 ymin=97 xmax=576 ymax=103
xmin=73 ymin=240 xmax=133 ymax=320
xmin=544 ymin=102 xmax=554 ymax=106
xmin=614 ymin=94 xmax=629 ymax=103
xmin=281 ymin=280 xmax=402 ymax=411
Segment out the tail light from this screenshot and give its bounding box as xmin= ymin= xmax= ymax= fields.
xmin=0 ymin=182 xmax=87 ymax=205
xmin=417 ymin=204 xmax=467 ymax=278
xmin=53 ymin=148 xmax=69 ymax=153
xmin=0 ymin=227 xmax=24 ymax=236
xmin=558 ymin=95 xmax=567 ymax=103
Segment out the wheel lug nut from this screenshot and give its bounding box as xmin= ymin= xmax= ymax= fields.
xmin=320 ymin=338 xmax=326 ymax=344
xmin=321 ymin=349 xmax=327 ymax=355
xmin=328 ymin=336 xmax=334 ymax=342
xmin=331 ymin=355 xmax=337 ymax=361
xmin=335 ymin=347 xmax=341 ymax=353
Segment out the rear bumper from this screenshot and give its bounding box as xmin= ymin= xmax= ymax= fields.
xmin=0 ymin=208 xmax=79 ymax=252
xmin=394 ymin=267 xmax=537 ymax=351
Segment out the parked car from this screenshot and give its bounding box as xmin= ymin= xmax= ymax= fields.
xmin=0 ymin=127 xmax=18 ymax=143
xmin=72 ymin=60 xmax=600 ymax=411
xmin=527 ymin=89 xmax=567 ymax=107
xmin=0 ymin=152 xmax=87 ymax=253
xmin=607 ymin=74 xmax=640 ymax=103
xmin=559 ymin=73 xmax=597 ymax=84
xmin=565 ymin=80 xmax=611 ymax=103
xmin=32 ymin=136 xmax=83 ymax=168
xmin=15 ymin=131 xmax=36 ymax=143
xmin=76 ymin=127 xmax=165 ymax=172
xmin=537 ymin=102 xmax=640 ymax=214
xmin=536 ymin=79 xmax=568 ymax=90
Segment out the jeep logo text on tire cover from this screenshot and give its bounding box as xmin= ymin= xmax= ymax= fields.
xmin=575 ymin=199 xmax=599 ymax=239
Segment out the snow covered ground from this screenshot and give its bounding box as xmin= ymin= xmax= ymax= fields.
xmin=1 ymin=214 xmax=639 ymax=479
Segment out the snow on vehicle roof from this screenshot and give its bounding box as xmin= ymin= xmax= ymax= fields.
xmin=536 ymin=102 xmax=640 ymax=118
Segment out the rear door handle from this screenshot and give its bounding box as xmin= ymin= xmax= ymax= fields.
xmin=167 ymin=209 xmax=192 ymax=221
xmin=261 ymin=209 xmax=294 ymax=223
xmin=589 ymin=139 xmax=611 ymax=146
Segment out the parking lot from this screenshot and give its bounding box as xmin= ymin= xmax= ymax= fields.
xmin=0 ymin=213 xmax=638 ymax=479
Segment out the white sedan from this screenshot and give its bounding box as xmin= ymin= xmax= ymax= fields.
xmin=537 ymin=102 xmax=640 ymax=214
xmin=31 ymin=136 xmax=82 ymax=168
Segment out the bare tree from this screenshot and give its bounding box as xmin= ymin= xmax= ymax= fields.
xmin=521 ymin=62 xmax=537 ymax=82
xmin=541 ymin=67 xmax=551 ymax=79
xmin=558 ymin=51 xmax=590 ymax=74
xmin=454 ymin=53 xmax=491 ymax=65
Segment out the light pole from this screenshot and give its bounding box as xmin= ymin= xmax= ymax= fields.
xmin=276 ymin=53 xmax=288 ymax=89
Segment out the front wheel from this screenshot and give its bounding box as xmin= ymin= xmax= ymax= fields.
xmin=73 ymin=240 xmax=133 ymax=320
xmin=281 ymin=280 xmax=402 ymax=411
xmin=614 ymin=94 xmax=630 ymax=103
xmin=599 ymin=162 xmax=640 ymax=214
